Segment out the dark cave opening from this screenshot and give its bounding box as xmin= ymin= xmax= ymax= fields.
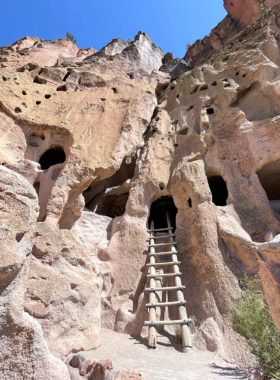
xmin=148 ymin=196 xmax=178 ymax=230
xmin=257 ymin=159 xmax=280 ymax=201
xmin=83 ymin=155 xmax=136 ymax=213
xmin=208 ymin=175 xmax=228 ymax=206
xmin=39 ymin=147 xmax=66 ymax=170
xmin=95 ymin=192 xmax=129 ymax=218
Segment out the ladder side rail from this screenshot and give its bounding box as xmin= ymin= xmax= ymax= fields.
xmin=148 ymin=220 xmax=157 ymax=348
xmin=166 ymin=212 xmax=192 ymax=351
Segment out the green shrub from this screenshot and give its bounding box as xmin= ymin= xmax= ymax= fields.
xmin=186 ymin=43 xmax=192 ymax=53
xmin=260 ymin=4 xmax=271 ymax=16
xmin=65 ymin=31 xmax=77 ymax=45
xmin=230 ymin=280 xmax=280 ymax=379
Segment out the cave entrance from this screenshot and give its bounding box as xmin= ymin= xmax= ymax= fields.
xmin=83 ymin=155 xmax=136 ymax=215
xmin=257 ymin=160 xmax=280 ymax=200
xmin=207 ymin=175 xmax=228 ymax=206
xmin=257 ymin=160 xmax=280 ymax=217
xmin=95 ymin=192 xmax=129 ymax=218
xmin=39 ymin=146 xmax=66 ymax=170
xmin=148 ymin=196 xmax=177 ymax=230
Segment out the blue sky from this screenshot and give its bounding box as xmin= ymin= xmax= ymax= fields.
xmin=1 ymin=0 xmax=226 ymax=58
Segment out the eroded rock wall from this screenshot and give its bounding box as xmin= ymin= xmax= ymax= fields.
xmin=2 ymin=2 xmax=280 ymax=377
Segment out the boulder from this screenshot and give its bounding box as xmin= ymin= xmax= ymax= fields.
xmin=89 ymin=359 xmax=113 ymax=380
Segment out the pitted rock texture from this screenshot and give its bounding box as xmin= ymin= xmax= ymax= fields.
xmin=2 ymin=2 xmax=280 ymax=379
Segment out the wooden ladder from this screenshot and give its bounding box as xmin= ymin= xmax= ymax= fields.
xmin=144 ymin=211 xmax=192 ymax=352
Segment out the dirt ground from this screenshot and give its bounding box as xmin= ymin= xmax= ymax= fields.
xmin=68 ymin=328 xmax=255 ymax=380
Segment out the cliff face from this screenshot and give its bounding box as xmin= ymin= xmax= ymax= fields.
xmin=1 ymin=2 xmax=280 ymax=379
xmin=184 ymin=0 xmax=280 ymax=65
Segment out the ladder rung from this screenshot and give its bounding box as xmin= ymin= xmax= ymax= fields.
xmin=146 ymin=300 xmax=186 ymax=308
xmin=144 ymin=319 xmax=192 ymax=326
xmin=146 ymin=250 xmax=177 ymax=256
xmin=147 ymin=227 xmax=173 ymax=232
xmin=148 ymin=234 xmax=176 ymax=240
xmin=147 ymin=261 xmax=180 ymax=267
xmin=147 ymin=272 xmax=182 ymax=278
xmin=148 ymin=242 xmax=177 ymax=247
xmin=145 ymin=285 xmax=185 ymax=292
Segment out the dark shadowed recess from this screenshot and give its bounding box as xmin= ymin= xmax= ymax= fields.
xmin=148 ymin=196 xmax=178 ymax=230
xmin=207 ymin=175 xmax=228 ymax=206
xmin=96 ymin=192 xmax=129 ymax=218
xmin=257 ymin=159 xmax=280 ymax=200
xmin=83 ymin=155 xmax=136 ymax=212
xmin=257 ymin=159 xmax=280 ymax=218
xmin=39 ymin=146 xmax=66 ymax=170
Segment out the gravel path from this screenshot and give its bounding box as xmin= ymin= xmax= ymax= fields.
xmin=83 ymin=329 xmax=250 ymax=380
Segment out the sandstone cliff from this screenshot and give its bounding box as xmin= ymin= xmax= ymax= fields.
xmin=1 ymin=2 xmax=280 ymax=379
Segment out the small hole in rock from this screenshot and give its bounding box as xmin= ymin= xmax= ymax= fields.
xmin=162 ymin=85 xmax=168 ymax=90
xmin=235 ymin=72 xmax=239 ymax=76
xmin=174 ymin=144 xmax=178 ymax=147
xmin=16 ymin=232 xmax=25 ymax=242
xmin=179 ymin=127 xmax=188 ymax=136
xmin=187 ymin=105 xmax=193 ymax=111
xmin=171 ymin=85 xmax=175 ymax=90
xmin=112 ymin=87 xmax=117 ymax=93
xmin=22 ymin=90 xmax=27 ymax=95
xmin=191 ymin=86 xmax=199 ymax=94
xmin=176 ymin=94 xmax=180 ymax=99
xmin=33 ymin=76 xmax=47 ymax=84
xmin=15 ymin=107 xmax=22 ymax=113
xmin=242 ymin=74 xmax=247 ymax=78
xmin=199 ymin=84 xmax=208 ymax=91
xmin=57 ymin=85 xmax=67 ymax=92
xmin=159 ymin=183 xmax=165 ymax=190
xmin=63 ymin=72 xmax=71 ymax=82
xmin=211 ymin=81 xmax=217 ymax=86
xmin=100 ymin=98 xmax=106 ymax=101
xmin=222 ymin=56 xmax=229 ymax=61
xmin=21 ymin=103 xmax=27 ymax=108
xmin=224 ymin=83 xmax=231 ymax=88
xmin=36 ymin=101 xmax=41 ymax=105
xmin=188 ymin=198 xmax=192 ymax=207
xmin=45 ymin=94 xmax=51 ymax=99
xmin=207 ymin=108 xmax=214 ymax=115
xmin=222 ymin=78 xmax=228 ymax=82
xmin=2 ymin=76 xmax=7 ymax=81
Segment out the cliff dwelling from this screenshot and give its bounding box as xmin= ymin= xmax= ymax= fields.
xmin=2 ymin=1 xmax=280 ymax=379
